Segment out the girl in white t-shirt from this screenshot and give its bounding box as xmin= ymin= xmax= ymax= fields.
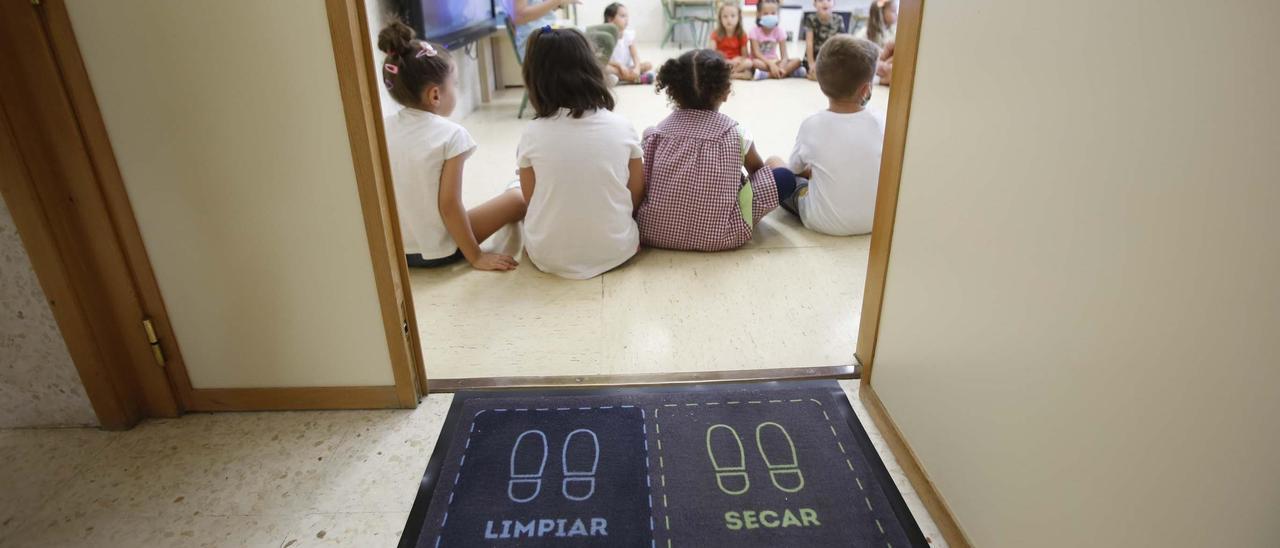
xmin=603 ymin=2 xmax=655 ymax=84
xmin=517 ymin=27 xmax=645 ymax=280
xmin=379 ymin=22 xmax=526 ymax=271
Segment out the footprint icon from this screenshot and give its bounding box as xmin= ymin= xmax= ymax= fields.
xmin=561 ymin=429 xmax=599 ymax=501
xmin=508 ymin=430 xmax=548 ymax=503
xmin=706 ymin=424 xmax=750 ymax=495
xmin=756 ymin=422 xmax=804 ymax=493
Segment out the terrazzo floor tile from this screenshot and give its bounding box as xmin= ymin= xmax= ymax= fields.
xmin=305 ymin=395 xmax=454 ymax=514
xmin=8 ymin=513 xmax=293 ymax=548
xmin=281 ymin=512 xmax=410 ymax=547
xmin=0 ymin=429 xmax=114 ymax=543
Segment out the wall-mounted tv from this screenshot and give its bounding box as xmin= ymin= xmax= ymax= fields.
xmin=400 ymin=0 xmax=498 ymax=50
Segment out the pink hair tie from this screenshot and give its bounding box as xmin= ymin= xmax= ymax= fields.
xmin=416 ymin=42 xmax=437 ymax=58
xmin=384 ymin=63 xmax=399 ymax=74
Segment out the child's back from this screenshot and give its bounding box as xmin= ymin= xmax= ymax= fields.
xmin=519 ymin=108 xmax=641 ymax=278
xmin=638 ymin=50 xmax=795 ymax=251
xmin=639 ymin=110 xmax=774 ymax=250
xmin=785 ymin=35 xmax=884 ymax=236
xmin=790 ymin=110 xmax=884 ymax=235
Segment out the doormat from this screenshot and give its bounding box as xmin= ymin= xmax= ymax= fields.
xmin=399 ymin=381 xmax=927 ymax=548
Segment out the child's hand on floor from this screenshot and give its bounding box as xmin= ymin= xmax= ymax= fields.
xmin=472 ymin=253 xmax=519 ymax=271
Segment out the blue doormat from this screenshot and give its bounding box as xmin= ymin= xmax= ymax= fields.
xmin=399 ymin=381 xmax=927 ymax=548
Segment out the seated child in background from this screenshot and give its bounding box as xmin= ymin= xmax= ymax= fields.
xmin=772 ymin=35 xmax=883 ymax=236
xmin=801 ymin=0 xmax=847 ymax=81
xmin=749 ymin=0 xmax=805 ymax=80
xmin=709 ymin=2 xmax=757 ymax=80
xmin=378 ymin=22 xmax=525 ymax=271
xmin=604 ymin=2 xmax=655 ymax=84
xmin=517 ymin=27 xmax=645 ymax=279
xmin=637 ymin=50 xmax=796 ymax=251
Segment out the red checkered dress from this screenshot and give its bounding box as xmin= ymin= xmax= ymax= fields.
xmin=637 ymin=110 xmax=779 ymax=251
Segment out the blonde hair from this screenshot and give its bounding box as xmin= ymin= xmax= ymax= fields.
xmin=866 ymin=0 xmax=896 ymax=45
xmin=714 ymin=3 xmax=746 ymax=41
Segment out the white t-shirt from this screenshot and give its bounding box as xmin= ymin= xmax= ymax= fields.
xmin=384 ymin=108 xmax=477 ymax=258
xmin=609 ymin=28 xmax=637 ymax=68
xmin=518 ymin=108 xmax=642 ymax=279
xmin=788 ymin=109 xmax=885 ymax=235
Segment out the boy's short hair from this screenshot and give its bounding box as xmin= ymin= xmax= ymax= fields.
xmin=604 ymin=2 xmax=623 ymax=21
xmin=816 ymin=35 xmax=880 ymax=100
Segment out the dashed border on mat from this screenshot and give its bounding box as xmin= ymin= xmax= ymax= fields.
xmin=433 ymin=405 xmax=653 ymax=548
xmin=650 ymin=398 xmax=892 ymax=548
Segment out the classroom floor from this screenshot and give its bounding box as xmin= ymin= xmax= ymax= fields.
xmin=0 ymin=381 xmax=945 ymax=547
xmin=412 ymin=44 xmax=888 ymax=380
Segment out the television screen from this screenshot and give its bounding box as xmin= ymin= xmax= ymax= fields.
xmin=402 ymin=0 xmax=496 ymax=48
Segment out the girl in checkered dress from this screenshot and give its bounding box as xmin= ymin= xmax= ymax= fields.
xmin=636 ymin=50 xmax=797 ymax=251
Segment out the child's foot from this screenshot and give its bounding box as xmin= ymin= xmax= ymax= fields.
xmin=606 ymin=73 xmax=620 ymax=87
xmin=753 ymin=69 xmax=769 ymax=81
xmin=791 ymin=66 xmax=807 ymax=79
xmin=640 ymin=71 xmax=656 ymax=85
xmin=731 ymin=71 xmax=752 ymax=80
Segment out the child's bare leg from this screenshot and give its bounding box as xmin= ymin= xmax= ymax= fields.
xmin=621 ymin=66 xmax=641 ymax=82
xmin=731 ymin=69 xmax=753 ymax=80
xmin=638 ymin=61 xmax=653 ymax=73
xmin=779 ymin=58 xmax=802 ymax=77
xmin=605 ymin=64 xmax=622 ymax=79
xmin=467 ymin=188 xmax=526 ymax=243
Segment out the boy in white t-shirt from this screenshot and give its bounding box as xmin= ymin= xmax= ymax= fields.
xmin=771 ymin=35 xmax=884 ymax=236
xmin=603 ymin=2 xmax=655 ymax=84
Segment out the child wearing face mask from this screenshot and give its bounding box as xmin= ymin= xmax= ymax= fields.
xmin=748 ymin=0 xmax=804 ymax=80
xmin=770 ymin=36 xmax=883 ymax=236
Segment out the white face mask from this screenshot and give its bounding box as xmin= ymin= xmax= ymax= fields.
xmin=759 ymin=14 xmax=779 ymax=28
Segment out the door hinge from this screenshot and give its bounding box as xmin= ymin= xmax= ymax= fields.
xmin=142 ymin=318 xmax=166 ymax=367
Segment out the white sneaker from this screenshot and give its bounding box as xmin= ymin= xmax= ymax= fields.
xmin=606 ymin=73 xmax=620 ymax=87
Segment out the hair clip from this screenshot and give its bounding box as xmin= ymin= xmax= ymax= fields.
xmin=541 ymin=24 xmax=552 ymax=33
xmin=416 ymin=42 xmax=437 ymax=58
xmin=384 ymin=63 xmax=399 ymax=74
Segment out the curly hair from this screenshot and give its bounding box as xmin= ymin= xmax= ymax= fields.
xmin=377 ymin=20 xmax=452 ymax=109
xmin=655 ymin=49 xmax=732 ymax=111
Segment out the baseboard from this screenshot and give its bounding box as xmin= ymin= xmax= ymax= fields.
xmin=186 ymin=385 xmax=405 ymax=412
xmin=859 ymin=384 xmax=973 ymax=548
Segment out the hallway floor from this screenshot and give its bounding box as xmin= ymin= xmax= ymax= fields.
xmin=0 ymin=381 xmax=943 ymax=547
xmin=412 ymin=44 xmax=883 ymax=379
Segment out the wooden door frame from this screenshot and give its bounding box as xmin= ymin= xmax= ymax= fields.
xmin=0 ymin=1 xmax=181 ymax=429
xmin=853 ymin=1 xmax=972 ymax=545
xmin=0 ymin=0 xmax=426 ymax=420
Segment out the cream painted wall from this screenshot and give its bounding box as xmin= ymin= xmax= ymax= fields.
xmin=64 ymin=0 xmax=394 ymax=388
xmin=872 ymin=1 xmax=1280 ymax=546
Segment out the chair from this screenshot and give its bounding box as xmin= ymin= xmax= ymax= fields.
xmin=503 ymin=15 xmax=530 ymax=119
xmin=585 ymin=23 xmax=619 ymax=66
xmin=662 ymin=0 xmax=714 ymax=49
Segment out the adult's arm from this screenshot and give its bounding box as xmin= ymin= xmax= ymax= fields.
xmin=511 ymin=0 xmax=572 ymax=26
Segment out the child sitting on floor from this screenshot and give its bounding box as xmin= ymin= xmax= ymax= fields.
xmin=603 ymin=2 xmax=655 ymax=84
xmin=801 ymin=0 xmax=847 ymax=81
xmin=773 ymin=35 xmax=883 ymax=236
xmin=709 ymin=2 xmax=756 ymax=80
xmin=749 ymin=0 xmax=805 ymax=80
xmin=379 ymin=21 xmax=525 ymax=271
xmin=518 ymin=27 xmax=645 ymax=279
xmin=636 ymin=50 xmax=796 ymax=251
